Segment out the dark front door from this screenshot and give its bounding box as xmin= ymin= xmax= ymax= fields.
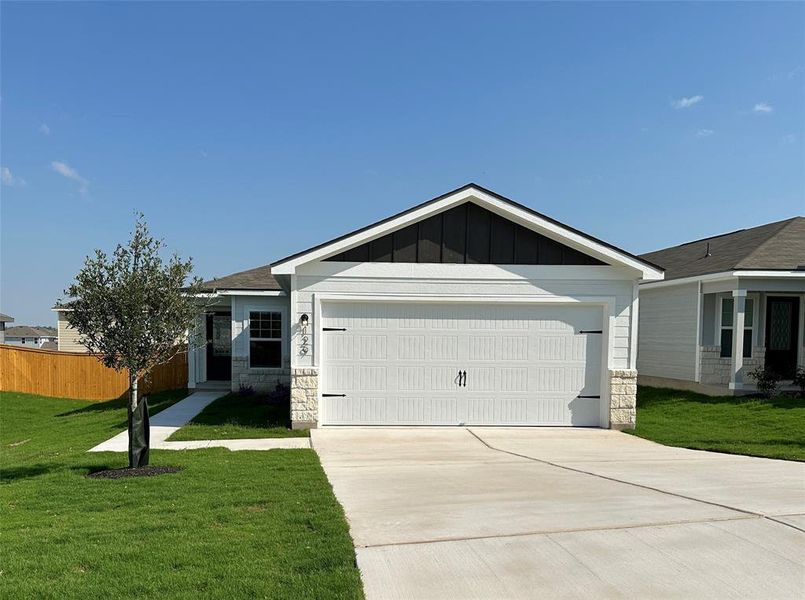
xmin=765 ymin=297 xmax=800 ymax=379
xmin=206 ymin=312 xmax=232 ymax=381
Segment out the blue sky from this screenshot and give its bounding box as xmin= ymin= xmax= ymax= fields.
xmin=1 ymin=2 xmax=803 ymax=325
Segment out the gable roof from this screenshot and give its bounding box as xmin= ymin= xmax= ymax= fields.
xmin=640 ymin=217 xmax=805 ymax=281
xmin=270 ymin=183 xmax=664 ymax=278
xmin=5 ymin=326 xmax=57 ymax=338
xmin=0 ymin=313 xmax=13 ymax=323
xmin=199 ymin=264 xmax=281 ymax=292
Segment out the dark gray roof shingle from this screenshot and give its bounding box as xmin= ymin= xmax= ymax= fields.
xmin=640 ymin=217 xmax=805 ymax=281
xmin=199 ymin=264 xmax=281 ymax=291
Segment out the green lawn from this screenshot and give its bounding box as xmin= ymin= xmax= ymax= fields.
xmin=168 ymin=393 xmax=309 ymax=440
xmin=629 ymin=386 xmax=805 ymax=462
xmin=0 ymin=391 xmax=363 ymax=599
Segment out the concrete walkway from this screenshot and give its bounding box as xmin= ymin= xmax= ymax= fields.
xmin=312 ymin=427 xmax=805 ymax=600
xmin=89 ymin=390 xmax=310 ymax=452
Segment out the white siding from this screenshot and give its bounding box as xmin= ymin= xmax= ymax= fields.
xmin=637 ymin=283 xmax=699 ymax=381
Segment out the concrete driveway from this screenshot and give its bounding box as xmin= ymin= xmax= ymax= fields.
xmin=312 ymin=428 xmax=805 ymax=599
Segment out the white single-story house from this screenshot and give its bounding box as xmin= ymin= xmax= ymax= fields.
xmin=637 ymin=217 xmax=805 ymax=395
xmin=190 ymin=184 xmax=664 ymax=429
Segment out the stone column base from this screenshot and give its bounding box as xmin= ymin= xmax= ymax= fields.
xmin=291 ymin=368 xmax=318 ymax=429
xmin=609 ymin=369 xmax=637 ymax=430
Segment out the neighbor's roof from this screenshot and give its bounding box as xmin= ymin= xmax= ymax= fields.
xmin=5 ymin=326 xmax=58 ymax=338
xmin=199 ymin=264 xmax=281 ymax=292
xmin=640 ymin=217 xmax=805 ymax=281
xmin=40 ymin=341 xmax=58 ymax=350
xmin=0 ymin=313 xmax=13 ymax=323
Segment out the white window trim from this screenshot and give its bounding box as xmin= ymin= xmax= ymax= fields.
xmin=245 ymin=306 xmax=287 ymax=370
xmin=717 ymin=294 xmax=758 ymax=358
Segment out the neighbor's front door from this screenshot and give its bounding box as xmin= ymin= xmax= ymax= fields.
xmin=765 ymin=297 xmax=800 ymax=379
xmin=206 ymin=312 xmax=232 ymax=381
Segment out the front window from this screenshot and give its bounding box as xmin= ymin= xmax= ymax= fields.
xmin=249 ymin=311 xmax=282 ymax=368
xmin=720 ymin=297 xmax=753 ymax=358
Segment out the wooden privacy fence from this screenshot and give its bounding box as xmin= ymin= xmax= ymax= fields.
xmin=0 ymin=344 xmax=187 ymax=401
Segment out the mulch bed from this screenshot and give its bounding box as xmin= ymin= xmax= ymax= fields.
xmin=87 ymin=466 xmax=182 ymax=479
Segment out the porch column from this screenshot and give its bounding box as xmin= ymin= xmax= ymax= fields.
xmin=729 ymin=289 xmax=747 ymax=390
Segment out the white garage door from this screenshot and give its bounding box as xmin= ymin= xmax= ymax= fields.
xmin=320 ymin=302 xmax=604 ymax=426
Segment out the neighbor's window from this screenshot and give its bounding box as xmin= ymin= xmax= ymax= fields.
xmin=720 ymin=297 xmax=753 ymax=358
xmin=249 ymin=311 xmax=282 ymax=368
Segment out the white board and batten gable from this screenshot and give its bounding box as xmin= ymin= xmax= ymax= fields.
xmin=268 ymin=184 xmax=663 ymax=429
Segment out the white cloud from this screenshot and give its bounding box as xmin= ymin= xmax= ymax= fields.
xmin=1 ymin=166 xmax=26 ymax=187
xmin=782 ymin=134 xmax=797 ymax=144
xmin=51 ymin=160 xmax=89 ymax=195
xmin=753 ymin=102 xmax=773 ymax=114
xmin=671 ymin=95 xmax=703 ymax=109
xmin=39 ymin=123 xmax=51 ymax=135
xmin=696 ymin=129 xmax=714 ymax=137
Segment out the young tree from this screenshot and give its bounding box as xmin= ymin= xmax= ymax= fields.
xmin=63 ymin=215 xmax=205 ymax=468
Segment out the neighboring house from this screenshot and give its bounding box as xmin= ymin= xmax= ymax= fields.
xmin=637 ymin=217 xmax=805 ymax=395
xmin=4 ymin=325 xmax=58 ymax=348
xmin=0 ymin=313 xmax=13 ymax=343
xmin=52 ymin=307 xmax=90 ymax=352
xmin=191 ymin=184 xmax=663 ymax=429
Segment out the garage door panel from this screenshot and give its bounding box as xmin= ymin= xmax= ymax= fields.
xmin=501 ymin=336 xmax=528 ymax=360
xmin=397 ymin=335 xmax=425 ymax=360
xmin=321 ymin=302 xmax=604 ymax=427
xmin=469 ymin=336 xmax=496 ymax=360
xmin=500 ymin=367 xmax=528 ymax=391
xmin=397 ymin=366 xmax=425 ymax=391
xmin=357 ymin=335 xmax=387 ymax=359
xmin=397 ymin=397 xmax=426 ymax=422
xmin=359 ymin=366 xmax=387 ymax=391
xmin=430 ymin=336 xmax=459 ymax=360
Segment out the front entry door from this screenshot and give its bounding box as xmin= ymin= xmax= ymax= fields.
xmin=765 ymin=297 xmax=800 ymax=379
xmin=206 ymin=313 xmax=232 ymax=381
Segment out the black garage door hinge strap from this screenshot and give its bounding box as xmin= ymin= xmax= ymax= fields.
xmin=323 ymin=327 xmax=347 ymax=331
xmin=576 ymin=395 xmax=601 ymax=399
xmin=578 ymin=330 xmax=603 ymax=334
xmin=322 ymin=393 xmax=346 ymax=397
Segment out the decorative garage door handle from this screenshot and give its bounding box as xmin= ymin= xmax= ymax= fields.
xmin=461 ymin=370 xmax=467 ymax=387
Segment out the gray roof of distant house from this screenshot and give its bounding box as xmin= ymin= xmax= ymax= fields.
xmin=640 ymin=217 xmax=805 ymax=281
xmin=199 ymin=265 xmax=281 ymax=291
xmin=5 ymin=326 xmax=58 ymax=338
xmin=40 ymin=341 xmax=58 ymax=350
xmin=0 ymin=313 xmax=13 ymax=323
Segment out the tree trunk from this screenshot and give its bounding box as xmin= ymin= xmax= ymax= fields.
xmin=127 ymin=375 xmax=150 ymax=468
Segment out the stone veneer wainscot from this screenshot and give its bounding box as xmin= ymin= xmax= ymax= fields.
xmin=291 ymin=368 xmax=319 ymax=429
xmin=609 ymin=369 xmax=637 ymax=429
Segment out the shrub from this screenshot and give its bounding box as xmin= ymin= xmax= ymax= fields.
xmin=794 ymin=368 xmax=805 ymax=398
xmin=267 ymin=380 xmax=290 ymax=405
xmin=238 ymin=384 xmax=255 ymax=396
xmin=748 ymin=367 xmax=781 ymax=398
